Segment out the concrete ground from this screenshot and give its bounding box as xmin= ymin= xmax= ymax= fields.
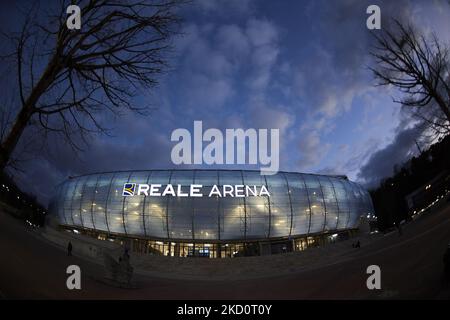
xmin=0 ymin=200 xmax=449 ymax=299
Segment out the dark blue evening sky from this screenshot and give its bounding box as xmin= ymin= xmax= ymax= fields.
xmin=1 ymin=0 xmax=449 ymax=204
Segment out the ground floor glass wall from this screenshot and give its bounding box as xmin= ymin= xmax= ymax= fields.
xmin=62 ymin=226 xmax=358 ymax=258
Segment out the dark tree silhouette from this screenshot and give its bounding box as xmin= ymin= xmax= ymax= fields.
xmin=370 ymin=19 xmax=450 ymax=138
xmin=370 ymin=134 xmax=450 ymax=231
xmin=0 ymin=0 xmax=185 ymax=170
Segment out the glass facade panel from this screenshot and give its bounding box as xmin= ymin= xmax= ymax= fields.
xmin=333 ymin=179 xmax=350 ymax=229
xmin=265 ymin=174 xmax=291 ymax=238
xmin=303 ymin=175 xmax=325 ymax=234
xmin=79 ymin=175 xmax=97 ymax=229
xmin=243 ymin=171 xmax=270 ymax=239
xmin=71 ymin=176 xmax=87 ymax=226
xmin=167 ymin=170 xmax=194 ymax=240
xmin=144 ymin=171 xmax=170 ymax=238
xmin=343 ymin=180 xmax=360 ymax=229
xmin=106 ymin=172 xmax=129 ymax=234
xmin=285 ymin=173 xmax=310 ymax=236
xmin=193 ymin=171 xmax=219 ymax=240
xmin=220 ymin=171 xmax=245 ymax=240
xmin=92 ymin=173 xmax=114 ymax=231
xmin=318 ymin=176 xmax=339 ymax=232
xmin=123 ymin=171 xmax=149 ymax=236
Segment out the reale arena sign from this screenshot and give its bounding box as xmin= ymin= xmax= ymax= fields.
xmin=123 ymin=183 xmax=270 ymax=198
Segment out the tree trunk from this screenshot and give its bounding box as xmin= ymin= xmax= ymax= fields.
xmin=0 ymin=55 xmax=61 ymax=171
xmin=0 ymin=105 xmax=34 ymax=170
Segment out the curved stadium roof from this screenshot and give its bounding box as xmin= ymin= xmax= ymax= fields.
xmin=51 ymin=169 xmax=374 ymax=242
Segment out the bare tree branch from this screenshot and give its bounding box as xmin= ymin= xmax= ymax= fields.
xmin=0 ymin=0 xmax=186 ymax=170
xmin=370 ymin=19 xmax=450 ymax=139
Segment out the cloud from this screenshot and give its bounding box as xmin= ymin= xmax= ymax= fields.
xmin=246 ymin=18 xmax=279 ymax=47
xmin=216 ymin=24 xmax=251 ymax=61
xmin=297 ymin=131 xmax=331 ymax=170
xmin=357 ymin=123 xmax=425 ymax=188
xmin=173 ymin=23 xmax=236 ymax=111
xmin=194 ymin=0 xmax=254 ymax=15
xmin=245 ymin=19 xmax=280 ymax=93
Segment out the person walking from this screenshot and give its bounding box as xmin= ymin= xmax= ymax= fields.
xmin=394 ymin=221 xmax=403 ymax=236
xmin=67 ymin=241 xmax=73 ymax=256
xmin=123 ymin=248 xmax=130 ymax=263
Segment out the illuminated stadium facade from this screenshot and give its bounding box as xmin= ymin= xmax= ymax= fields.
xmin=52 ymin=170 xmax=374 ymax=258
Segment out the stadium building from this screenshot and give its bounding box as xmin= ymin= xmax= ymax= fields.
xmin=51 ymin=169 xmax=374 ymax=258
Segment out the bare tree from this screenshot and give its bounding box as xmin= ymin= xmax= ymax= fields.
xmin=370 ymin=19 xmax=450 ymax=138
xmin=0 ymin=0 xmax=185 ymax=170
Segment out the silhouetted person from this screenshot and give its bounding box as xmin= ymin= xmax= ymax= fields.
xmin=117 ymin=251 xmax=133 ymax=286
xmin=123 ymin=248 xmax=130 ymax=262
xmin=394 ymin=221 xmax=403 ymax=236
xmin=67 ymin=241 xmax=73 ymax=256
xmin=355 ymin=240 xmax=361 ymax=248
